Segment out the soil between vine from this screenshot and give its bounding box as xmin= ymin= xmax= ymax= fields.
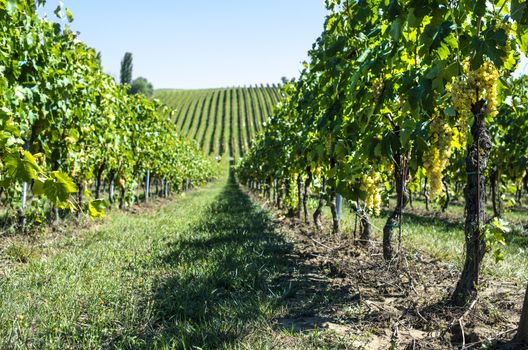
xmin=247 ymin=190 xmax=525 ymax=349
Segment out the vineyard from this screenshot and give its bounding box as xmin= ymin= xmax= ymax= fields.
xmin=3 ymin=0 xmax=528 ymax=349
xmin=155 ymin=86 xmax=281 ymax=159
xmin=0 ymin=1 xmax=218 ymax=232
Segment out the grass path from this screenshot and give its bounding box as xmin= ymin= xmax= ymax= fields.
xmin=0 ymin=171 xmax=293 ymax=349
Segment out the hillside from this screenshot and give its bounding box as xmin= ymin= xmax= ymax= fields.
xmin=155 ymin=86 xmax=282 ymax=159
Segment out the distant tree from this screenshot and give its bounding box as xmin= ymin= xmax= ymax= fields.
xmin=128 ymin=77 xmax=154 ymax=98
xmin=120 ymin=52 xmax=133 ymax=85
xmin=280 ymin=76 xmax=290 ymax=85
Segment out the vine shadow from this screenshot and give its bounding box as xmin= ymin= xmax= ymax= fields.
xmin=138 ymin=169 xmax=294 ymax=348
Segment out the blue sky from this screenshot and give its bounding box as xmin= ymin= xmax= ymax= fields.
xmin=41 ymin=1 xmax=328 ymax=89
xmin=41 ymin=1 xmax=526 ymax=89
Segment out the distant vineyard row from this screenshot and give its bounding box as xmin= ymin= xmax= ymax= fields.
xmin=155 ymin=85 xmax=281 ymax=159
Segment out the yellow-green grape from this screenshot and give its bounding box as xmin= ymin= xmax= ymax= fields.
xmin=450 ymin=125 xmax=465 ymax=150
xmin=477 ymin=61 xmax=500 ymax=117
xmin=361 ymin=172 xmax=381 ymax=216
xmin=448 ymin=78 xmax=475 ymax=119
xmin=423 ymin=148 xmax=443 ymax=198
xmin=447 ymin=60 xmax=500 ymax=120
xmin=424 ymin=118 xmax=453 ymax=199
xmin=372 ymin=77 xmax=384 ymax=100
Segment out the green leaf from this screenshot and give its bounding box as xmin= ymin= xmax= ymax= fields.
xmin=518 ymin=28 xmax=528 ymax=54
xmin=408 ymin=86 xmax=424 ymax=110
xmin=43 ymin=171 xmax=77 ymax=206
xmin=387 ymin=0 xmax=401 ymax=20
xmin=357 ymin=48 xmax=371 ymax=63
xmin=472 ymin=0 xmax=486 ymax=17
xmin=400 ymin=119 xmax=415 ymax=147
xmin=54 ymin=5 xmax=63 ymax=19
xmin=88 ymin=199 xmax=107 ymax=219
xmin=491 ymin=218 xmax=511 ymax=234
xmin=65 ymin=8 xmax=74 ymax=23
xmin=4 ymin=151 xmax=42 ymax=183
xmin=471 ymin=28 xmax=510 ymax=67
xmin=494 ymin=250 xmax=505 ymax=263
xmin=512 ymin=0 xmax=528 ymax=26
xmin=429 ymin=21 xmax=455 ymax=53
xmin=445 ymin=106 xmax=457 ymax=117
xmin=389 ymin=18 xmax=402 ymax=42
xmin=6 ymin=0 xmax=17 ymax=15
xmin=32 ymin=178 xmax=45 ymax=195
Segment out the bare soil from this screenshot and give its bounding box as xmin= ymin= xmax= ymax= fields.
xmin=255 ymin=197 xmax=525 ymax=349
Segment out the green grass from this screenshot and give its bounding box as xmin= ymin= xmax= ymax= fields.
xmin=155 ymin=86 xmax=281 ymax=159
xmin=0 ymin=170 xmax=294 ymax=349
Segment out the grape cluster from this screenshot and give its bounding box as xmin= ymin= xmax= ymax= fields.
xmin=118 ymin=176 xmax=126 ymax=189
xmin=372 ymin=78 xmax=384 ymax=100
xmin=448 ymin=60 xmax=500 ymax=119
xmin=423 ymin=118 xmax=454 ymax=199
xmin=361 ymin=172 xmax=381 ymax=216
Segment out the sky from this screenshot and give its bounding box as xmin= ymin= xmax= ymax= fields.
xmin=41 ymin=1 xmax=329 ymax=89
xmin=40 ymin=1 xmax=527 ymax=89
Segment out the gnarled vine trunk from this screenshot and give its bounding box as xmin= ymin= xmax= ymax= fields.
xmin=313 ymin=176 xmax=326 ymax=231
xmin=442 ymin=180 xmax=450 ymax=213
xmin=273 ymin=179 xmax=277 ymax=205
xmin=383 ymin=157 xmax=408 ymax=261
xmin=296 ymin=174 xmax=302 ymax=219
xmin=108 ymin=172 xmax=115 ymax=207
xmin=514 ymin=284 xmax=528 ymax=345
xmin=452 ymin=100 xmax=492 ymax=306
xmin=424 ymin=177 xmax=430 ymax=211
xmin=328 ymin=159 xmax=339 ymax=234
xmin=285 ymin=178 xmax=291 ymax=206
xmin=277 ymin=181 xmax=282 ymax=209
xmin=77 ymin=180 xmax=84 ymax=217
xmin=266 ymin=177 xmax=272 ymax=201
xmin=359 ymin=210 xmax=371 ymax=245
xmin=119 ymin=187 xmax=125 ymax=209
xmin=303 ymin=167 xmax=312 ymax=223
xmin=329 ymin=190 xmax=339 ymax=234
xmin=95 ymin=162 xmax=105 ymax=199
xmin=159 ymin=179 xmax=164 ymax=197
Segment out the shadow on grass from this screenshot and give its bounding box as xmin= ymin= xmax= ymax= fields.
xmin=142 ymin=169 xmax=294 ymax=349
xmin=388 ymin=208 xmax=528 ymax=248
xmin=398 ymin=210 xmax=463 ymax=231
